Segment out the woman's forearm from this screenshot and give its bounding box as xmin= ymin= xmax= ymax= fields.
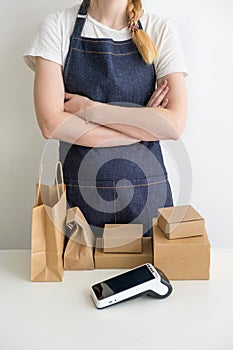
xmin=78 ymin=103 xmax=180 ymax=141
xmin=33 ymin=57 xmax=139 ymax=147
xmin=34 ymin=58 xmax=187 ymax=144
xmin=71 ymin=73 xmax=187 ymax=141
xmin=44 ymin=110 xmax=140 ymax=147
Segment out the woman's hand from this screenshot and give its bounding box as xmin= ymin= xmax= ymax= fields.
xmin=147 ymin=80 xmax=169 ymax=108
xmin=64 ymin=92 xmax=96 ymax=114
xmin=64 ymin=80 xmax=169 ymax=115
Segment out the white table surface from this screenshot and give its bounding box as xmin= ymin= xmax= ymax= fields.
xmin=0 ymin=249 xmax=232 ymax=350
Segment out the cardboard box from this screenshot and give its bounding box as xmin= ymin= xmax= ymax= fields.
xmin=157 ymin=205 xmax=205 ymax=239
xmin=153 ymin=219 xmax=210 ymax=280
xmin=103 ymin=223 xmax=142 ymax=253
xmin=95 ymin=238 xmax=152 ymax=269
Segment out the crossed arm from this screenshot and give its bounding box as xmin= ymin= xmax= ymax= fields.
xmin=34 ymin=57 xmax=188 ymax=147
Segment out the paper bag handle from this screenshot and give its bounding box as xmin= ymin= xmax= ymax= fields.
xmin=35 ymin=161 xmax=65 ymax=204
xmin=55 ymin=161 xmax=65 ymax=200
xmin=35 ymin=162 xmax=43 ymax=205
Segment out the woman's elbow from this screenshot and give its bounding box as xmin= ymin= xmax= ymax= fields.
xmin=171 ymin=123 xmax=184 ymax=140
xmin=37 ymin=117 xmax=57 ymax=140
xmin=171 ymin=115 xmax=187 ymax=140
xmin=41 ymin=127 xmax=51 ymax=140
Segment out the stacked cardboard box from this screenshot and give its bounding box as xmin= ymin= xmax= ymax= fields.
xmin=157 ymin=205 xmax=205 ymax=239
xmin=103 ymin=224 xmax=142 ymax=253
xmin=94 ymin=224 xmax=153 ymax=269
xmin=153 ymin=205 xmax=211 ymax=280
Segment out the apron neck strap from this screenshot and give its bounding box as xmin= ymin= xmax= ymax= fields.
xmin=72 ymin=0 xmax=90 ymax=38
xmin=78 ymin=0 xmax=90 ymax=16
xmin=73 ymin=0 xmax=143 ymax=38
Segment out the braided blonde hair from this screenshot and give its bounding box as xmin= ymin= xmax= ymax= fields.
xmin=127 ymin=0 xmax=158 ymax=64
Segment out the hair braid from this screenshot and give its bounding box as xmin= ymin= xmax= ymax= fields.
xmin=127 ymin=0 xmax=158 ymax=64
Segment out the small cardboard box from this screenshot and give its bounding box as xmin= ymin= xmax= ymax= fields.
xmin=95 ymin=238 xmax=152 ymax=269
xmin=153 ymin=219 xmax=210 ymax=280
xmin=157 ymin=205 xmax=205 ymax=239
xmin=103 ymin=223 xmax=142 ymax=253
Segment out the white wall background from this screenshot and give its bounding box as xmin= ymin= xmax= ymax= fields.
xmin=0 ymin=0 xmax=232 ymax=249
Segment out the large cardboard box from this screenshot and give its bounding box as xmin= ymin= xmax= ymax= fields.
xmin=157 ymin=205 xmax=205 ymax=239
xmin=95 ymin=238 xmax=152 ymax=269
xmin=153 ymin=219 xmax=210 ymax=280
xmin=103 ymin=223 xmax=142 ymax=253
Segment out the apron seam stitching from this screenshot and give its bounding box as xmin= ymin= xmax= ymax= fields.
xmin=71 ymin=47 xmax=138 ymax=56
xmin=65 ymin=179 xmax=168 ymax=189
xmin=113 ymin=180 xmax=117 ymax=224
xmin=64 ymin=47 xmax=72 ymax=81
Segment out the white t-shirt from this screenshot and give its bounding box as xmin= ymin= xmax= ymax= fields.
xmin=23 ymin=3 xmax=188 ymax=80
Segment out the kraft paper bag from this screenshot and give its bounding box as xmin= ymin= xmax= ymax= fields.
xmin=30 ymin=162 xmax=66 ymax=282
xmin=64 ymin=207 xmax=95 ymax=270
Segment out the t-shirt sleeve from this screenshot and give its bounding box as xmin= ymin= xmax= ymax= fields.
xmin=154 ymin=19 xmax=188 ymax=80
xmin=23 ymin=11 xmax=62 ymax=71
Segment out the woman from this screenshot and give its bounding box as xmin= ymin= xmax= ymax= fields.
xmin=24 ymin=0 xmax=188 ymax=237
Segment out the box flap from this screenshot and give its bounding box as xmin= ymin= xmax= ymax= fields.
xmin=157 ymin=205 xmax=204 ymax=224
xmin=104 ymin=224 xmax=142 ymax=239
xmin=153 ymin=222 xmax=210 ymax=246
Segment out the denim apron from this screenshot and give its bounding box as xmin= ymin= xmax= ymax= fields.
xmin=60 ymin=0 xmax=173 ymax=237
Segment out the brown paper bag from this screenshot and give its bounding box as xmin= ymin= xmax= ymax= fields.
xmin=64 ymin=207 xmax=95 ymax=270
xmin=30 ymin=162 xmax=66 ymax=282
